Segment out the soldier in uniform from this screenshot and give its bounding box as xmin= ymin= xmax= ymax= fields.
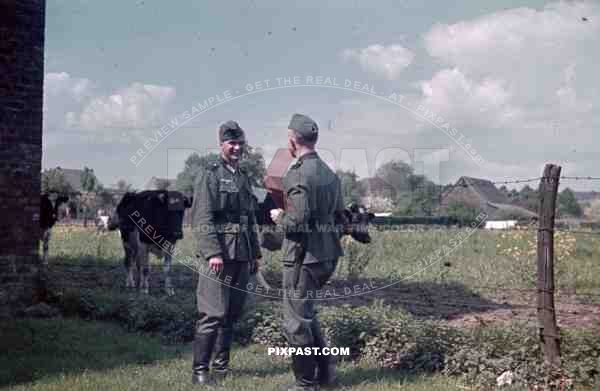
xmin=270 ymin=113 xmax=347 ymax=390
xmin=191 ymin=120 xmax=262 ymax=385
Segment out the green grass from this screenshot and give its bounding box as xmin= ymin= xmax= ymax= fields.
xmin=46 ymin=225 xmax=600 ymax=297
xmin=27 ymin=225 xmax=599 ymax=390
xmin=0 ymin=318 xmax=473 ymax=391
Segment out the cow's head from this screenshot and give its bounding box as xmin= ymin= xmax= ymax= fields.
xmin=167 ymin=191 xmax=193 ymax=241
xmin=343 ymin=203 xmax=375 ymax=244
xmin=40 ymin=193 xmax=70 ymax=229
xmin=107 ymin=192 xmax=137 ymax=231
xmin=254 ymin=192 xmax=375 ymax=251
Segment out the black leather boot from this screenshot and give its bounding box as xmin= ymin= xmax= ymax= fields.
xmin=282 ymin=349 xmax=318 ymax=391
xmin=192 ymin=332 xmax=217 ymax=386
xmin=212 ymin=327 xmax=233 ymax=378
xmin=313 ymin=326 xmax=337 ymax=388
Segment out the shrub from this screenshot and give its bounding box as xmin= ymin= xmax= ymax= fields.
xmin=234 ymin=302 xmax=286 ymax=346
xmin=443 ymin=324 xmax=600 ymax=389
xmin=47 ymin=287 xmax=600 ymax=389
xmin=362 ymin=313 xmax=461 ymax=373
xmin=320 ymin=304 xmax=382 ymax=360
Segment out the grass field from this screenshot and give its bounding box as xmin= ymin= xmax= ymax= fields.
xmin=2 ymin=225 xmax=597 ymax=390
xmin=0 ymin=318 xmax=473 ymax=391
xmin=48 ymin=225 xmax=600 ymax=297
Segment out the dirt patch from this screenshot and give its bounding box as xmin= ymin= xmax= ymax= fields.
xmin=445 ymin=292 xmax=600 ymax=329
xmin=47 ymin=263 xmax=600 ymax=330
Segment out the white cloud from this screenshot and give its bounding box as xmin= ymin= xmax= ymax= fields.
xmin=417 ymin=67 xmax=519 ymax=130
xmin=421 ymin=1 xmax=600 ymax=118
xmin=43 ymin=72 xmax=95 ymax=131
xmin=332 ymin=2 xmax=600 ymax=187
xmin=342 ymin=44 xmax=415 ymax=80
xmin=69 ymin=82 xmax=177 ymax=130
xmin=424 ymin=2 xmax=600 ymax=78
xmin=414 ymin=2 xmax=600 ymax=176
xmin=43 ymin=72 xmax=176 ymax=132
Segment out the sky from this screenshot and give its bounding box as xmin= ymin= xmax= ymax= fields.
xmin=42 ymin=0 xmax=600 ymax=191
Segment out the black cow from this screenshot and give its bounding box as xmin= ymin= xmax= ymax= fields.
xmin=108 ymin=190 xmax=193 ymax=295
xmin=252 ymin=189 xmax=375 ymax=251
xmin=40 ymin=193 xmax=69 ymax=264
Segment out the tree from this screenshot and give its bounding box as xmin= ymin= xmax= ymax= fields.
xmin=176 ymin=152 xmax=219 ymax=194
xmin=154 ymin=178 xmax=172 ymax=190
xmin=558 ymin=188 xmax=583 ymax=217
xmin=96 ymin=189 xmax=115 ymax=209
xmin=41 ymin=168 xmax=74 ymax=195
xmin=239 ymin=145 xmax=266 ymax=187
xmin=80 ymin=166 xmax=101 ymax=227
xmin=584 ymin=199 xmax=600 ymax=220
xmin=375 ymin=159 xmax=440 ymax=216
xmin=337 ymin=169 xmax=362 ymax=206
xmin=375 ymin=160 xmax=414 ymax=212
xmin=446 ymin=200 xmax=479 ymax=225
xmin=80 ymin=166 xmax=99 ymax=193
xmin=517 ymin=185 xmax=539 ymax=211
xmin=116 ymin=179 xmax=134 ymax=192
xmin=176 ymin=145 xmax=266 ymax=194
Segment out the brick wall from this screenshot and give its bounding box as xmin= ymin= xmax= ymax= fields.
xmin=0 ymin=0 xmax=45 ymax=313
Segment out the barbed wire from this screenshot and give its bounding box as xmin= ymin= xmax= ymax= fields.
xmin=560 ymin=176 xmax=600 ymax=181
xmin=436 ymin=175 xmax=600 ymax=191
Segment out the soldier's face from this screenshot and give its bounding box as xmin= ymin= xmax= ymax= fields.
xmin=221 ymin=139 xmax=244 ymax=163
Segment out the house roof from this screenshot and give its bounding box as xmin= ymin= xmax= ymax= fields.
xmin=487 ymin=202 xmax=537 ymax=218
xmin=456 ymin=176 xmax=509 ymax=204
xmin=441 ymin=176 xmax=538 ymax=219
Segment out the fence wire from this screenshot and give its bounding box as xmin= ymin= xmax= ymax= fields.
xmin=39 ymin=172 xmax=600 ymax=319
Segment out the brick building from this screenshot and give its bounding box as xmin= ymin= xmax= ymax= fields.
xmin=0 ymin=0 xmax=46 ymax=312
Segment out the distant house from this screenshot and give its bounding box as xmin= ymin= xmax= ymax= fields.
xmin=440 ymin=176 xmax=537 ymax=221
xmin=144 ymin=176 xmax=177 ymax=191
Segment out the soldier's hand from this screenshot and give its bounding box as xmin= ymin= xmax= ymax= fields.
xmin=209 ymin=256 xmax=224 ymax=273
xmin=270 ymin=208 xmax=283 ymax=223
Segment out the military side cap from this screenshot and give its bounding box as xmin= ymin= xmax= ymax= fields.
xmin=218 ymin=120 xmax=246 ymax=142
xmin=288 ymin=113 xmax=318 ymax=141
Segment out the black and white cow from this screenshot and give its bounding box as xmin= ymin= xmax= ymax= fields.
xmin=252 ymin=188 xmax=375 ymax=251
xmin=108 ymin=186 xmax=373 ymax=295
xmin=40 ymin=193 xmax=69 ymax=264
xmin=250 ymin=189 xmax=375 ymax=290
xmin=108 ymin=190 xmax=193 ymax=295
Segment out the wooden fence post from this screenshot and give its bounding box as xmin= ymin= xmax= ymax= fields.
xmin=537 ymin=163 xmax=562 ymax=368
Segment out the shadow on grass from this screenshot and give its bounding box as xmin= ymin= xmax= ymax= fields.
xmin=256 ymin=271 xmax=512 ymax=320
xmin=46 ymin=260 xmax=511 ymax=321
xmin=0 ymin=317 xmax=183 ymax=388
